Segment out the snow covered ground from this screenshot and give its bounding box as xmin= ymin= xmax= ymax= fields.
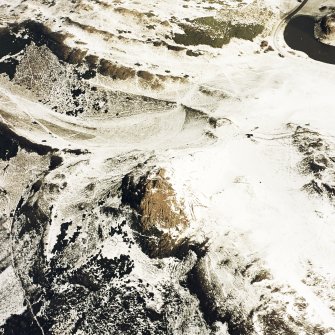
xmin=0 ymin=0 xmax=335 ymax=334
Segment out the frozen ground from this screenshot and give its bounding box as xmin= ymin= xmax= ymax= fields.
xmin=0 ymin=0 xmax=335 ymax=334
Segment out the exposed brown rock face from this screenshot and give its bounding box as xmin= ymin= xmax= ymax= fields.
xmin=139 ymin=169 xmax=188 ymax=231
xmin=99 ymin=59 xmax=136 ymax=80
xmin=121 ymin=168 xmax=190 ymax=258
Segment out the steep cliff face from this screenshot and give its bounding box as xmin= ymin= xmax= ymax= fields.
xmin=121 ymin=168 xmax=193 ymax=258
xmin=138 ymin=169 xmax=189 ymax=231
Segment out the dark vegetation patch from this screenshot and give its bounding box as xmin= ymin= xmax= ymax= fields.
xmin=52 ymin=221 xmax=73 ymax=254
xmin=77 ymin=68 xmax=96 ymax=80
xmin=250 ymin=269 xmax=271 ymax=284
xmin=66 ymin=252 xmax=134 ymax=292
xmin=186 ymin=263 xmax=254 ymax=335
xmin=0 ymin=122 xmax=56 ymax=160
xmin=49 ymin=155 xmax=63 ymax=170
xmin=71 ymin=87 xmax=85 ymax=98
xmin=0 ymin=130 xmax=19 ymax=160
xmin=121 ymin=173 xmax=148 ymax=211
xmin=53 ymin=281 xmax=167 ymax=335
xmin=261 ymin=310 xmax=296 ymax=335
xmin=0 ymin=308 xmax=43 ymax=335
xmin=16 ymin=195 xmax=50 ymax=239
xmin=0 ymin=20 xmax=70 ymax=78
xmin=101 ymin=206 xmax=121 ymax=216
xmin=174 ymin=17 xmax=264 ymax=48
xmin=69 ymin=226 xmax=81 ymax=243
xmin=62 ymin=148 xmax=90 ymax=155
xmin=0 ymin=58 xmax=19 ymax=80
xmin=186 ymin=49 xmax=202 ymax=57
xmin=135 ymin=229 xmax=209 ymax=259
xmin=182 ymin=105 xmax=212 ymax=127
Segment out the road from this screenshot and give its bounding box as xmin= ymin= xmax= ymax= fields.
xmin=272 ymin=0 xmax=309 ymax=55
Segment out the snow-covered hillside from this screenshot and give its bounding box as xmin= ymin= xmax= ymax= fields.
xmin=0 ymin=0 xmax=335 ymax=334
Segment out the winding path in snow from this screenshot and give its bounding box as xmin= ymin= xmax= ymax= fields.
xmin=272 ymin=0 xmax=309 ymax=56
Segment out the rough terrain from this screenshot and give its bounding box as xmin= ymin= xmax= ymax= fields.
xmin=0 ymin=0 xmax=335 ymax=334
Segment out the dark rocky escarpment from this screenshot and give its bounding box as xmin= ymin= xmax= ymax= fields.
xmin=0 ymin=122 xmax=55 ymax=160
xmin=319 ymin=13 xmax=335 ymax=35
xmin=0 ymin=19 xmax=187 ymax=94
xmin=314 ymin=9 xmax=335 ymax=46
xmin=290 ymin=124 xmax=335 ymax=202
